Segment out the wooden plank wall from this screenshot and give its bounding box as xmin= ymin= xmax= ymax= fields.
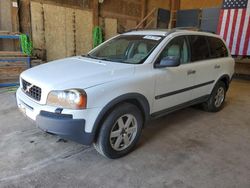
xmin=0 ymin=0 xmax=16 ymax=51
xmin=31 ymin=0 xmax=92 ymax=9
xmin=28 ymin=0 xmax=178 ymax=60
xmin=30 ymin=1 xmax=93 ymax=61
xmin=180 ymin=0 xmax=223 ymax=9
xmin=0 ymin=61 xmax=27 ymax=84
xmin=104 ymin=18 xmax=118 ymax=40
xmin=100 ymin=0 xmax=141 ymax=21
xmin=147 ymin=0 xmax=170 ymax=12
xmin=99 ymin=0 xmax=141 ymax=33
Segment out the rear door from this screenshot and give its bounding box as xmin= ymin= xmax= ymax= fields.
xmin=207 ymin=36 xmax=230 ymax=81
xmin=187 ymin=35 xmax=217 ymax=99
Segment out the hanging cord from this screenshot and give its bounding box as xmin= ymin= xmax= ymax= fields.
xmin=93 ymin=26 xmax=103 ymax=48
xmin=20 ymin=34 xmax=33 ymax=56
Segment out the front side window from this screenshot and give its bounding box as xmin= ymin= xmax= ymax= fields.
xmin=156 ymin=36 xmax=190 ymax=65
xmin=207 ymin=37 xmax=229 ymax=58
xmin=189 ymin=35 xmax=210 ymax=62
xmin=88 ymin=35 xmax=163 ymax=64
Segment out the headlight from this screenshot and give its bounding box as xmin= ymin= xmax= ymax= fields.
xmin=47 ymin=89 xmax=87 ymax=109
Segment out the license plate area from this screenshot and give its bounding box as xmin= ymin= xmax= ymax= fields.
xmin=18 ymin=100 xmax=34 ymax=115
xmin=18 ymin=103 xmax=27 ymax=115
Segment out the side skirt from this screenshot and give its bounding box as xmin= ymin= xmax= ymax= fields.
xmin=150 ymin=95 xmax=210 ymax=119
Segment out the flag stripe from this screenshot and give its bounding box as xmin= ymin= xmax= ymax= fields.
xmin=239 ymin=10 xmax=250 ymax=55
xmin=247 ymin=38 xmax=250 ymax=55
xmin=220 ymin=9 xmax=228 ymax=37
xmin=223 ymin=10 xmax=231 ymax=41
xmin=231 ymin=9 xmax=243 ymax=55
xmin=217 ymin=10 xmax=224 ymax=34
xmin=229 ymin=9 xmax=238 ymax=52
xmin=235 ymin=9 xmax=247 ymax=55
xmin=226 ymin=9 xmax=235 ymax=48
xmin=243 ymin=18 xmax=250 ymax=55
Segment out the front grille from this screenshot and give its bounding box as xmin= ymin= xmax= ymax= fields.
xmin=22 ymin=79 xmax=42 ymax=101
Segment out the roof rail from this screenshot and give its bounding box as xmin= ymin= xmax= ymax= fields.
xmin=172 ymin=27 xmax=200 ymax=31
xmin=122 ymin=27 xmax=216 ymax=35
xmin=123 ymin=28 xmax=168 ymax=33
xmin=170 ymin=27 xmax=217 ymax=34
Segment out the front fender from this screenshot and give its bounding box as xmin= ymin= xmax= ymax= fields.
xmin=91 ymin=93 xmax=150 ymax=140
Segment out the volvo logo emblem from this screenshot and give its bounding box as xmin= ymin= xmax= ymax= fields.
xmin=25 ymin=84 xmax=33 ymax=93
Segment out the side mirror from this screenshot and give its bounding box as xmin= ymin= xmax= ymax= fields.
xmin=155 ymin=56 xmax=180 ymax=68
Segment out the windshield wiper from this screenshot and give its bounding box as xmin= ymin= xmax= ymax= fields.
xmin=97 ymin=57 xmax=112 ymax=61
xmin=82 ymin=54 xmax=112 ymax=62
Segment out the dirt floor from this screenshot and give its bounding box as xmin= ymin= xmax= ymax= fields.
xmin=0 ymin=79 xmax=250 ymax=188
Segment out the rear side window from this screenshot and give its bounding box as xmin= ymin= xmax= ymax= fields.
xmin=189 ymin=35 xmax=210 ymax=62
xmin=207 ymin=37 xmax=229 ymax=58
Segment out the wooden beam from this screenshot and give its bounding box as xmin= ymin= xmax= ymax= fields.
xmin=169 ymin=0 xmax=180 ymax=28
xmin=93 ymin=0 xmax=99 ymax=26
xmin=18 ymin=0 xmax=32 ymax=36
xmin=136 ymin=7 xmax=156 ymax=29
xmin=172 ymin=0 xmax=180 ymax=10
xmin=141 ymin=0 xmax=147 ymax=24
xmin=101 ymin=11 xmax=141 ymax=22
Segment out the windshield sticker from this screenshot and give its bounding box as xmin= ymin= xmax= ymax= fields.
xmin=143 ymin=36 xmax=162 ymax=41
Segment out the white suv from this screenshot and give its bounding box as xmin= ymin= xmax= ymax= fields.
xmin=16 ymin=29 xmax=235 ymax=158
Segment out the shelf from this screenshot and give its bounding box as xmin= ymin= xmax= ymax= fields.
xmin=0 ymin=34 xmax=20 ymax=39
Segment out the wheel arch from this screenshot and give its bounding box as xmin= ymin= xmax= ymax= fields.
xmin=92 ymin=93 xmax=150 ymax=141
xmin=217 ymin=74 xmax=230 ymax=91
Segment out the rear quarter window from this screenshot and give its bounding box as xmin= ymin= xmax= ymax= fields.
xmin=207 ymin=37 xmax=229 ymax=58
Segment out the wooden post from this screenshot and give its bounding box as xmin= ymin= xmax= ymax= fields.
xmin=18 ymin=0 xmax=32 ymax=36
xmin=173 ymin=0 xmax=180 ymax=11
xmin=141 ymin=0 xmax=147 ymax=27
xmin=169 ymin=0 xmax=180 ymax=28
xmin=93 ymin=0 xmax=99 ymax=27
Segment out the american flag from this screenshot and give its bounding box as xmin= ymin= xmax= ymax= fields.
xmin=217 ymin=0 xmax=250 ymax=56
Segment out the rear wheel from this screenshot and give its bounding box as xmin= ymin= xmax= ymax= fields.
xmin=93 ymin=103 xmax=143 ymax=159
xmin=203 ymin=81 xmax=226 ymax=112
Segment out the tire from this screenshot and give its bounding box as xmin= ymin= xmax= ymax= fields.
xmin=93 ymin=103 xmax=143 ymax=159
xmin=202 ymin=81 xmax=226 ymax=112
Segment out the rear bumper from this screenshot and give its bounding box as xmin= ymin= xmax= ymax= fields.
xmin=36 ymin=111 xmax=94 ymax=145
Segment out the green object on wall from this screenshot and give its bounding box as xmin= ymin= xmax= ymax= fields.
xmin=20 ymin=34 xmax=33 ymax=56
xmin=93 ymin=26 xmax=103 ymax=48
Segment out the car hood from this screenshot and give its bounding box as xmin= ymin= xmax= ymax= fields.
xmin=21 ymin=56 xmax=135 ymax=90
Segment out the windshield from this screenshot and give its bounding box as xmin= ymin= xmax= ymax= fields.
xmin=88 ymin=35 xmax=163 ymax=64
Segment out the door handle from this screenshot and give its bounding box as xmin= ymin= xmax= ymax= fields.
xmin=214 ymin=65 xmax=221 ymax=69
xmin=187 ymin=70 xmax=196 ymax=75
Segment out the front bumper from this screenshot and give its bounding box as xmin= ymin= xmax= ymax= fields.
xmin=16 ymin=87 xmax=101 ymax=145
xmin=36 ymin=111 xmax=94 ymax=145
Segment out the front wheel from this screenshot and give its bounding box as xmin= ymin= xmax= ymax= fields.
xmin=93 ymin=103 xmax=143 ymax=159
xmin=202 ymin=81 xmax=226 ymax=112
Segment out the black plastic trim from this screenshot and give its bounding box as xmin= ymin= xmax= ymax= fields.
xmin=155 ymin=80 xmax=215 ymax=100
xmin=217 ymin=74 xmax=230 ymax=90
xmin=20 ymin=99 xmax=34 ymax=110
xmin=151 ymin=95 xmax=210 ymax=118
xmin=36 ymin=111 xmax=94 ymax=145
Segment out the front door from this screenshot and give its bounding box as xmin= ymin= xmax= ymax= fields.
xmin=152 ymin=36 xmax=197 ymax=113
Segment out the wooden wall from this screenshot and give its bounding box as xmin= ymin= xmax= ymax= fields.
xmin=180 ymin=0 xmax=223 ymax=9
xmin=24 ymin=0 xmax=226 ymax=61
xmin=147 ymin=0 xmax=170 ymax=12
xmin=100 ymin=0 xmax=141 ymax=21
xmin=31 ymin=0 xmax=92 ymax=9
xmin=0 ymin=0 xmax=19 ymax=51
xmin=99 ymin=0 xmax=141 ymax=33
xmin=30 ymin=1 xmax=93 ymax=61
